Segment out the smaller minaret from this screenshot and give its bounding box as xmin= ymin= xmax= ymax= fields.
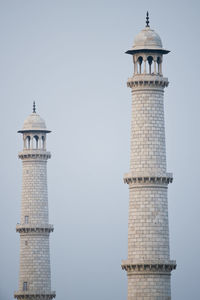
xmin=14 ymin=103 xmax=55 ymax=300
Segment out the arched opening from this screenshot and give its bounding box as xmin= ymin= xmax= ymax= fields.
xmin=137 ymin=56 xmax=143 ymax=74
xmin=157 ymin=57 xmax=161 ymax=74
xmin=147 ymin=56 xmax=153 ymax=74
xmin=33 ymin=135 xmax=39 ymax=149
xmin=42 ymin=136 xmax=45 ymax=149
xmin=25 ymin=136 xmax=31 ymax=149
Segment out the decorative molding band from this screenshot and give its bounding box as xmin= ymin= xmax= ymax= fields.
xmin=14 ymin=291 xmax=56 ymax=299
xmin=18 ymin=150 xmax=51 ymax=160
xmin=121 ymin=260 xmax=176 ymax=274
xmin=16 ymin=224 xmax=54 ymax=233
xmin=127 ymin=75 xmax=169 ymax=89
xmin=123 ymin=173 xmax=173 ymax=185
xmin=18 ymin=153 xmax=51 ymax=160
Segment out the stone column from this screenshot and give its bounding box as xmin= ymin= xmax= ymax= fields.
xmin=160 ymin=61 xmax=163 ymax=75
xmin=154 ymin=59 xmax=157 ymax=74
xmin=143 ymin=59 xmax=147 ymax=74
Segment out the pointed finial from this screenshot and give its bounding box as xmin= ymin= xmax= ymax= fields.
xmin=146 ymin=11 xmax=150 ymax=27
xmin=33 ymin=101 xmax=36 ymax=113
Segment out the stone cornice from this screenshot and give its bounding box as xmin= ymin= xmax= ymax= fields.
xmin=127 ymin=74 xmax=169 ymax=89
xmin=18 ymin=150 xmax=51 ymax=160
xmin=123 ymin=172 xmax=173 ymax=185
xmin=14 ymin=291 xmax=56 ymax=299
xmin=16 ymin=224 xmax=54 ymax=234
xmin=121 ymin=260 xmax=176 ymax=274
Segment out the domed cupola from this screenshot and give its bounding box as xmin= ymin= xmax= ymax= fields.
xmin=126 ymin=12 xmax=170 ymax=76
xmin=18 ymin=102 xmax=51 ymax=151
xmin=132 ymin=27 xmax=163 ymax=51
xmin=18 ymin=101 xmax=50 ymax=133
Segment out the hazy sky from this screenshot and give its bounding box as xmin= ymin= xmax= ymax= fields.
xmin=0 ymin=0 xmax=200 ymax=299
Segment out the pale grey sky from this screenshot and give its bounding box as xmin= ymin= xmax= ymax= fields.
xmin=0 ymin=0 xmax=200 ymax=299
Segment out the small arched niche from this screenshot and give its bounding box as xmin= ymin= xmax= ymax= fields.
xmin=41 ymin=136 xmax=46 ymax=149
xmin=157 ymin=56 xmax=162 ymax=75
xmin=137 ymin=56 xmax=143 ymax=74
xmin=147 ymin=56 xmax=153 ymax=74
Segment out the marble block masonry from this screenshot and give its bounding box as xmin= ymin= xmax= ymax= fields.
xmin=121 ymin=13 xmax=176 ymax=299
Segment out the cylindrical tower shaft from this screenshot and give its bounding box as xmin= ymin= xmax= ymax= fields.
xmin=21 ymin=159 xmax=49 ymax=225
xmin=130 ymin=87 xmax=167 ymax=176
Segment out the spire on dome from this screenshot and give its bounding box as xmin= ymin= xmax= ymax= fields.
xmin=33 ymin=101 xmax=36 ymax=113
xmin=146 ymin=11 xmax=150 ymax=27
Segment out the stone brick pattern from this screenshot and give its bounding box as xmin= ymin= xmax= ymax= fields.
xmin=128 ymin=184 xmax=170 ymax=261
xmin=18 ymin=233 xmax=51 ymax=292
xmin=127 ymin=274 xmax=171 ymax=299
xmin=21 ymin=159 xmax=49 ymax=226
xmin=130 ymin=88 xmax=166 ymax=176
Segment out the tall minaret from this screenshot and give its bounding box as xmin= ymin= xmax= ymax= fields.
xmin=14 ymin=103 xmax=56 ymax=300
xmin=121 ymin=13 xmax=176 ymax=299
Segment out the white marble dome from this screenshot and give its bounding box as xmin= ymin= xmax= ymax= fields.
xmin=19 ymin=112 xmax=50 ymax=132
xmin=132 ymin=27 xmax=163 ymax=50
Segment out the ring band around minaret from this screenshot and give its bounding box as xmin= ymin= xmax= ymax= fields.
xmin=14 ymin=103 xmax=55 ymax=300
xmin=122 ymin=14 xmax=176 ymax=299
